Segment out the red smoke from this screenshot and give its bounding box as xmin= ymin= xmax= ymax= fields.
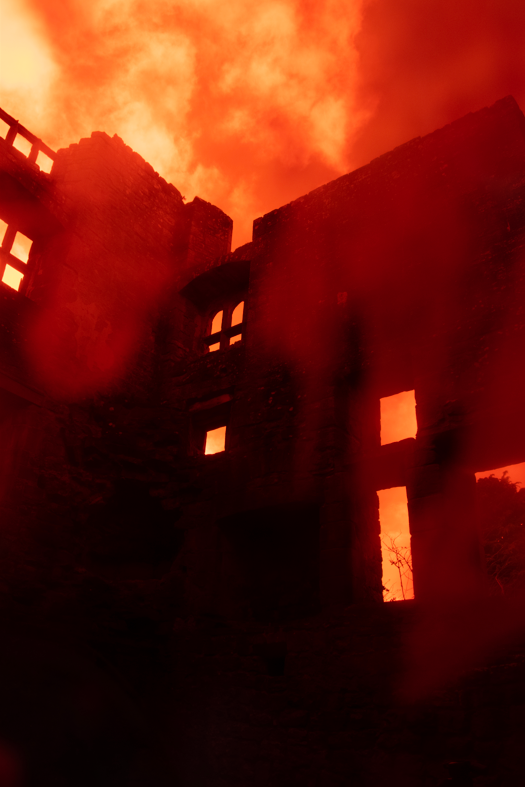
xmin=353 ymin=0 xmax=525 ymax=166
xmin=2 ymin=0 xmax=524 ymax=247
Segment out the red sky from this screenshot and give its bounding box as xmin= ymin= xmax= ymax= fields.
xmin=2 ymin=0 xmax=525 ymax=248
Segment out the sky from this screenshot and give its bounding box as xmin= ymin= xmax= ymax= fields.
xmin=2 ymin=0 xmax=525 ymax=248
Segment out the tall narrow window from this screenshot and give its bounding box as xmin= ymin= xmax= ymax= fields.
xmin=378 ymin=486 xmax=414 ymax=601
xmin=380 ymin=389 xmax=417 ymax=445
xmin=208 ymin=310 xmax=223 ymax=352
xmin=211 ymin=311 xmax=223 ymax=334
xmin=229 ymin=301 xmax=244 ymax=345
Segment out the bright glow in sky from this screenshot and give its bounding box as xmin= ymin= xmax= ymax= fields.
xmin=0 ymin=0 xmax=366 ymax=248
xmin=3 ymin=0 xmax=525 ymax=248
xmin=0 ymin=0 xmax=56 ymax=120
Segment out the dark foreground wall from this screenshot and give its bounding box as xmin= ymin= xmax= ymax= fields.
xmin=0 ymin=599 xmax=523 ymax=786
xmin=167 ymin=603 xmax=525 ymax=787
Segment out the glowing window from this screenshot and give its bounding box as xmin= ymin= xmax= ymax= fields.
xmin=0 ymin=219 xmax=8 ymax=245
xmin=229 ymin=301 xmax=244 ymax=345
xmin=207 ymin=311 xmax=223 ymax=353
xmin=2 ymin=265 xmax=24 ymax=291
xmin=211 ymin=310 xmax=223 ymax=334
xmin=205 ymin=425 xmax=226 ymax=455
xmin=204 ymin=301 xmax=246 ymax=353
xmin=378 ymin=486 xmax=414 ymax=601
xmin=12 ymin=135 xmax=32 ymax=157
xmin=11 ymin=232 xmax=32 ymax=264
xmin=231 ymin=301 xmax=244 ymax=326
xmin=36 ymin=150 xmax=53 ymax=174
xmin=380 ymin=389 xmax=417 ymax=445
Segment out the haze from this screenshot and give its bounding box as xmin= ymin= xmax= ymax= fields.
xmin=2 ymin=0 xmax=525 ymax=248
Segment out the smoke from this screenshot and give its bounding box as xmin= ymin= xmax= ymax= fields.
xmin=3 ymin=0 xmax=525 ymax=246
xmin=353 ymin=0 xmax=525 ymax=165
xmin=0 ymin=0 xmax=367 ymax=247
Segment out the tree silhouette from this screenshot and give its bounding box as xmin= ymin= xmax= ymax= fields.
xmin=476 ymin=472 xmax=525 ymax=595
xmin=381 ymin=533 xmax=413 ymax=601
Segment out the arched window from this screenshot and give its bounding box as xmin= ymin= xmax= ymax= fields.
xmin=208 ymin=310 xmax=223 ymax=352
xmin=211 ymin=310 xmax=223 ymax=334
xmin=204 ymin=300 xmax=245 ymax=353
xmin=179 ymin=257 xmax=250 ymax=356
xmin=229 ymin=301 xmax=244 ymax=346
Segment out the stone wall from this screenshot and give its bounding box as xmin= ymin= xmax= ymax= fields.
xmin=1 ymin=97 xmax=525 ymax=785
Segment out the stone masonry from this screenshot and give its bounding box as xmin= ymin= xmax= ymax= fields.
xmin=1 ymin=98 xmax=525 ymax=785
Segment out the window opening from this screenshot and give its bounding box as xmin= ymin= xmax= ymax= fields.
xmin=229 ymin=300 xmax=244 ymax=345
xmin=476 ymin=461 xmax=525 ymax=486
xmin=0 ymin=118 xmax=9 ymax=139
xmin=11 ymin=232 xmax=32 ymax=264
xmin=205 ymin=425 xmax=227 ymax=455
xmin=36 ymin=149 xmax=53 ymax=174
xmin=0 ymin=224 xmax=32 ymax=292
xmin=231 ymin=301 xmax=244 ymax=326
xmin=12 ymin=135 xmax=32 ymax=158
xmin=207 ymin=310 xmax=224 ymax=353
xmin=190 ymin=397 xmax=231 ymax=455
xmin=2 ymin=266 xmax=24 ymax=291
xmin=380 ymin=389 xmax=417 ymax=445
xmin=378 ymin=486 xmax=414 ymax=601
xmin=211 ymin=310 xmax=223 ymax=334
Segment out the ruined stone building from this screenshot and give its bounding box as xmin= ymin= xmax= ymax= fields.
xmin=2 ymin=97 xmax=525 ymax=785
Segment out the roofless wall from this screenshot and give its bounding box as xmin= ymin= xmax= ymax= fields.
xmin=1 ymin=96 xmax=525 ymax=616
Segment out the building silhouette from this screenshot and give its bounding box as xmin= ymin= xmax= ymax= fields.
xmin=1 ymin=96 xmax=525 ymax=785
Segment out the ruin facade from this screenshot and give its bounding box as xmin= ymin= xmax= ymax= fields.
xmin=2 ymin=97 xmax=525 ymax=784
